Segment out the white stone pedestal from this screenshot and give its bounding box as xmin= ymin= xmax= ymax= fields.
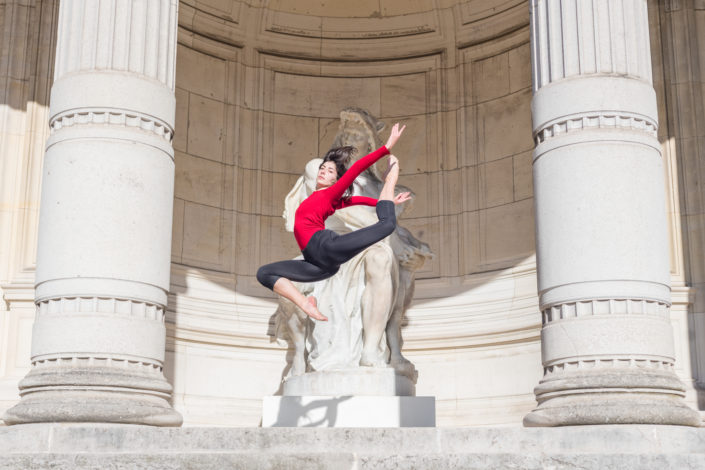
xmin=264 ymin=368 xmax=434 ymax=427
xmin=262 ymin=396 xmax=435 ymax=427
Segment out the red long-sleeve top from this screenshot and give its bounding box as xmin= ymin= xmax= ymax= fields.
xmin=294 ymin=145 xmax=390 ymax=250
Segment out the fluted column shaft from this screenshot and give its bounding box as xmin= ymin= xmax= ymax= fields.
xmin=4 ymin=0 xmax=181 ymax=426
xmin=524 ymin=0 xmax=699 ymax=426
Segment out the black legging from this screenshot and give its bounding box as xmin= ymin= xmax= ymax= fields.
xmin=256 ymin=200 xmax=396 ymax=290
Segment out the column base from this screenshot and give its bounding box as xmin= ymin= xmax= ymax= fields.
xmin=524 ymin=369 xmax=702 ymax=427
xmin=3 ymin=390 xmax=182 ymax=426
xmin=524 ymin=393 xmax=701 ymax=427
xmin=2 ymin=364 xmax=182 ymax=426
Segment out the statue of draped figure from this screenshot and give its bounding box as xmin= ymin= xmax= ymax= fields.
xmin=271 ymin=108 xmax=434 ymax=384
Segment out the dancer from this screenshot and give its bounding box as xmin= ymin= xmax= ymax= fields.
xmin=257 ymin=123 xmax=409 ymax=321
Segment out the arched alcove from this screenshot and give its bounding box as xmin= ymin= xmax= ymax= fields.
xmin=167 ymin=0 xmax=541 ymax=426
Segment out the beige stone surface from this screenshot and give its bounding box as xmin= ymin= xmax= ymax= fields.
xmin=441 ymin=168 xmax=463 ymax=215
xmin=461 ymin=165 xmax=480 ymax=211
xmin=182 ymin=202 xmax=223 ymax=268
xmin=385 ymin=114 xmax=429 ymax=174
xmin=483 ymin=199 xmax=535 ymax=266
xmin=197 ymin=0 xmax=241 ymax=21
xmin=187 ymin=95 xmax=225 ymax=162
xmin=259 ymin=215 xmax=299 ymax=265
xmin=473 ymin=53 xmax=510 ymax=103
xmin=273 ymin=73 xmax=381 ymax=118
xmin=460 ymin=210 xmax=482 ymax=274
xmin=271 ymin=114 xmax=319 ymax=173
xmin=173 ymin=87 xmax=189 ymax=153
xmin=174 ymin=152 xmax=224 ymax=208
xmin=380 ymin=73 xmax=427 ymax=117
xmin=381 ymin=0 xmax=436 ymax=16
xmin=259 ymin=171 xmax=299 ymax=218
xmin=233 ymin=167 xmax=259 ymax=214
xmin=171 ymin=198 xmax=185 ymax=262
xmin=176 ymin=45 xmax=226 ymax=101
xmin=508 ymin=42 xmax=532 ymax=93
xmin=481 ymin=157 xmax=514 ymax=208
xmin=478 ymin=90 xmax=533 ymax=162
xmin=232 ymin=212 xmax=260 ymax=275
xmin=512 ymin=150 xmax=533 ymax=200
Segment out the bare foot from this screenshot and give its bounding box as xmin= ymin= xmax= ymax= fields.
xmin=300 ymin=296 xmax=328 ymax=321
xmin=359 ymin=351 xmax=387 ymax=367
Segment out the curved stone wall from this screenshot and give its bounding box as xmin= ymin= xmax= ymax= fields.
xmin=167 ymin=0 xmax=541 ymax=426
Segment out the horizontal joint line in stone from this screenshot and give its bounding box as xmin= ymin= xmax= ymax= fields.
xmin=32 ymin=357 xmax=163 ymax=373
xmin=36 ymin=296 xmax=165 ymax=321
xmin=543 ymin=358 xmax=674 ymax=375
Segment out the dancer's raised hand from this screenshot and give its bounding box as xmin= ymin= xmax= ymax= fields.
xmin=393 ymin=191 xmax=411 ymax=205
xmin=385 ymin=123 xmax=406 ymax=150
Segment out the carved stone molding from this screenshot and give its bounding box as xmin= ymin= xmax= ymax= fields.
xmin=50 ymin=109 xmax=173 ymax=141
xmin=264 ymin=11 xmax=437 ymax=40
xmin=36 ymin=296 xmax=165 ymax=322
xmin=541 ymin=298 xmax=670 ymax=325
xmin=32 ymin=356 xmax=163 ymax=374
xmin=543 ymin=358 xmax=675 ymax=377
xmin=534 ymin=113 xmax=658 ymax=145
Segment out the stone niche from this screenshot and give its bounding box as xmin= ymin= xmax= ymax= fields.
xmin=166 ymin=0 xmax=540 ymax=427
xmin=113 ymin=0 xmax=700 ymax=426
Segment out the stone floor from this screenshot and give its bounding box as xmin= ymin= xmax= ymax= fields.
xmin=1 ymin=423 xmax=704 ymax=469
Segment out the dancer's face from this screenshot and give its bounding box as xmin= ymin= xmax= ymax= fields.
xmin=316 ymin=161 xmax=338 ymax=188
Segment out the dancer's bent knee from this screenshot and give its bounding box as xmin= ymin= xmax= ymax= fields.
xmin=256 ymin=265 xmax=280 ymax=291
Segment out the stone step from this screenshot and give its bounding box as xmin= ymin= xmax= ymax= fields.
xmin=1 ymin=424 xmax=704 ymax=469
xmin=2 ymin=452 xmax=704 ymax=469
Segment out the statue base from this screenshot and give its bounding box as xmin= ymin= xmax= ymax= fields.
xmin=261 ymin=396 xmax=435 ymax=427
xmin=282 ymin=368 xmax=415 ymax=396
xmin=264 ymin=368 xmax=432 ymax=427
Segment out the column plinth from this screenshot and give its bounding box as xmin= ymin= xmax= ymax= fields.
xmin=524 ymin=0 xmax=700 ymax=427
xmin=4 ymin=0 xmax=181 ymax=426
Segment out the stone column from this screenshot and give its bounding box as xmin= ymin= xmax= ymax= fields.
xmin=524 ymin=0 xmax=700 ymax=426
xmin=3 ymin=0 xmax=181 ymax=426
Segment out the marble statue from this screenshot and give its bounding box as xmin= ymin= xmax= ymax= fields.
xmin=272 ymin=108 xmax=433 ymax=384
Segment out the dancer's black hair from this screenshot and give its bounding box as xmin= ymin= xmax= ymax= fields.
xmin=321 ymin=146 xmax=357 ymax=200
